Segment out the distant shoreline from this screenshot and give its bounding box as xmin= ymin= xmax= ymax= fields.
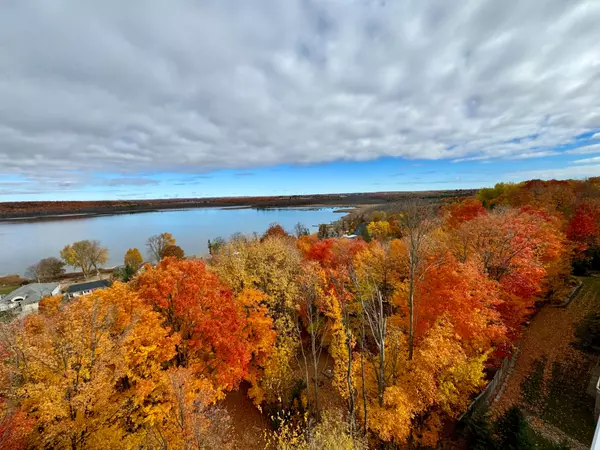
xmin=0 ymin=189 xmax=477 ymax=222
xmin=0 ymin=205 xmax=353 ymax=224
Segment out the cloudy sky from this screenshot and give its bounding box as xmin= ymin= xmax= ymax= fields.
xmin=1 ymin=0 xmax=600 ymax=200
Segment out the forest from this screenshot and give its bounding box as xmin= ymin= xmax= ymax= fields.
xmin=1 ymin=177 xmax=599 ymax=449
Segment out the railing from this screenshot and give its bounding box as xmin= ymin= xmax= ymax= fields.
xmin=593 ymin=376 xmax=600 ymax=450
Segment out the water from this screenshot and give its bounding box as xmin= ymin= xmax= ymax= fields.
xmin=0 ymin=207 xmax=344 ymax=276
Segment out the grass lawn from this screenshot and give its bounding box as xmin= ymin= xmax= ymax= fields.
xmin=540 ymin=355 xmax=596 ymax=443
xmin=0 ymin=284 xmax=18 ymax=295
xmin=526 ymin=424 xmax=569 ymax=450
xmin=493 ymin=277 xmax=600 ymax=446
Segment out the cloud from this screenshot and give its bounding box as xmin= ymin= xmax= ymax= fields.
xmin=592 ymin=132 xmax=600 ymax=139
xmin=571 ymin=156 xmax=600 ymax=164
xmin=507 ymin=164 xmax=600 ymax=180
xmin=565 ymin=143 xmax=600 ymax=155
xmin=1 ymin=0 xmax=600 ymax=194
xmin=508 ymin=151 xmax=560 ymax=160
xmin=234 ymin=172 xmax=255 ymax=177
xmin=103 ymin=177 xmax=159 ymax=186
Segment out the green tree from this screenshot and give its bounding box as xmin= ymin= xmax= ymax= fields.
xmin=208 ymin=237 xmax=226 ymax=255
xmin=112 ymin=265 xmax=136 ymax=282
xmin=495 ymin=407 xmax=532 ymax=450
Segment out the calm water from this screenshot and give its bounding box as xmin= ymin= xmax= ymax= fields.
xmin=0 ymin=207 xmax=343 ymax=276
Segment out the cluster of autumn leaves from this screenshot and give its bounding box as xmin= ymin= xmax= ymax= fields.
xmin=1 ymin=178 xmax=599 ymax=449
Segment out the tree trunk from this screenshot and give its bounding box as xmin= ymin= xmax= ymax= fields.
xmin=378 ymin=339 xmax=385 ymax=406
xmin=345 ymin=330 xmax=355 ymax=432
xmin=360 ymin=314 xmax=368 ymax=434
xmin=311 ymin=325 xmax=320 ymax=419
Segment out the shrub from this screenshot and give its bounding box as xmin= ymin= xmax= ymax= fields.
xmin=459 ymin=412 xmax=497 ymax=450
xmin=495 ymin=407 xmax=532 ymax=450
xmin=574 ymin=312 xmax=600 ymax=352
xmin=112 ymin=265 xmax=136 ymax=282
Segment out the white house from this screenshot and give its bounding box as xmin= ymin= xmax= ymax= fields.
xmin=0 ymin=283 xmax=60 ymax=315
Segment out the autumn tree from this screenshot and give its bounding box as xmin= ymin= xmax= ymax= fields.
xmin=146 ymin=368 xmax=234 ymax=450
xmin=353 ymin=317 xmax=487 ymax=445
xmin=366 ymin=220 xmax=392 ymax=241
xmin=267 ymin=409 xmax=367 ymax=450
xmin=444 ymin=198 xmax=487 ymax=228
xmin=212 ymin=235 xmax=302 ymax=405
xmin=25 ymin=257 xmax=65 ymax=282
xmin=296 ymin=262 xmax=330 ymax=417
xmin=60 ymin=240 xmax=108 ymax=278
xmin=299 ymin=237 xmax=368 ymax=428
xmin=124 ymin=247 xmax=143 ymax=271
xmin=399 ymin=200 xmax=440 ymax=360
xmin=567 ymin=202 xmax=600 ymax=257
xmin=146 ymin=232 xmax=176 ymax=262
xmin=160 ymin=244 xmax=185 ymax=260
xmin=358 ymin=283 xmax=389 ymax=408
xmin=134 ymin=258 xmax=275 ymax=395
xmin=0 ymin=274 xmax=273 ymax=449
xmin=410 ymin=253 xmax=506 ymax=352
xmin=262 ymin=222 xmax=289 ymax=241
xmin=476 ymin=182 xmax=521 ymax=208
xmin=449 ymin=206 xmax=566 ymax=335
xmin=353 ymin=240 xmax=406 ymax=304
xmin=0 ymin=401 xmax=32 ymax=450
xmin=0 ymin=283 xmax=179 ymax=449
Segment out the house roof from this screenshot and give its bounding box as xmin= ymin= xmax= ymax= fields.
xmin=0 ymin=283 xmax=59 ymax=308
xmin=65 ymin=279 xmax=110 ymax=294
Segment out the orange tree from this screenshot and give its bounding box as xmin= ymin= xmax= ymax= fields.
xmin=0 ymin=283 xmax=179 ymax=448
xmin=134 ymin=257 xmax=275 ymax=396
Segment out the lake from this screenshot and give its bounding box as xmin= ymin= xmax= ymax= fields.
xmin=0 ymin=207 xmax=344 ymax=276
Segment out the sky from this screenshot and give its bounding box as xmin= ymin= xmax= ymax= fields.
xmin=1 ymin=1 xmax=600 ymax=201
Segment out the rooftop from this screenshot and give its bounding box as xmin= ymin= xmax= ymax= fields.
xmin=65 ymin=279 xmax=110 ymax=294
xmin=0 ymin=283 xmax=59 ymax=311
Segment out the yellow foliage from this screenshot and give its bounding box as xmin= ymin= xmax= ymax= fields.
xmin=367 ymin=220 xmax=392 ymax=240
xmin=0 ymin=283 xmax=220 ymax=449
xmin=212 ymin=236 xmax=302 ymax=404
xmin=265 ymin=410 xmax=367 ymax=450
xmin=352 ymin=317 xmax=487 ymax=445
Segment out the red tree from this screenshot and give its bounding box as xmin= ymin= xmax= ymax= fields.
xmin=567 ymin=203 xmax=599 ymax=252
xmin=445 ymin=199 xmax=487 ymax=228
xmin=135 ymin=258 xmax=274 ymax=391
xmin=412 ymin=254 xmax=505 ymax=351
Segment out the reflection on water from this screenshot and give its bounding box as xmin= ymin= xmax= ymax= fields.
xmin=0 ymin=207 xmax=343 ymax=276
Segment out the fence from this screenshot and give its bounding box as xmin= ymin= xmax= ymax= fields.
xmin=458 ymin=344 xmax=521 ymax=421
xmin=550 ymin=279 xmax=583 ymax=308
xmin=458 ymin=280 xmax=584 ymax=422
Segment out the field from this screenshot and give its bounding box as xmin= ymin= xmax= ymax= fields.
xmin=0 ymin=275 xmax=28 ymax=295
xmin=0 ymin=285 xmax=17 ymax=296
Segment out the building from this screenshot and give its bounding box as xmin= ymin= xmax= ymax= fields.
xmin=0 ymin=283 xmax=60 ymax=315
xmin=65 ymin=280 xmax=111 ymax=299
